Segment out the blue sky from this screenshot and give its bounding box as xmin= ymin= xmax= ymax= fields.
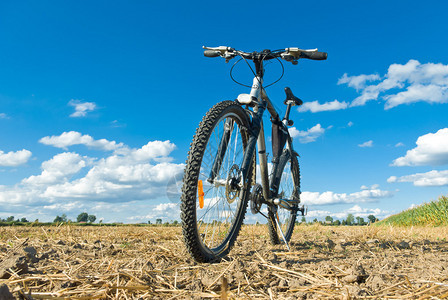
xmin=1 ymin=0 xmax=448 ymax=223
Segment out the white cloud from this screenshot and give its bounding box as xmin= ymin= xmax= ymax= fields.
xmin=392 ymin=128 xmax=448 ymax=166
xmin=301 ymin=185 xmax=393 ymax=206
xmin=68 ymin=100 xmax=97 ymax=117
xmin=338 ymin=73 xmax=381 ymax=90
xmin=0 ymin=149 xmax=32 ymax=167
xmin=347 ymin=121 xmax=354 ymax=127
xmin=298 ymin=100 xmax=348 ymax=113
xmin=22 ymin=152 xmax=88 ymax=186
xmin=395 ymin=142 xmax=405 ymax=147
xmin=128 ymin=202 xmax=180 ymax=222
xmin=39 ymin=131 xmax=124 ymax=151
xmin=339 ymin=60 xmax=448 ymax=109
xmin=358 ymin=140 xmax=373 ymax=148
xmin=388 ymin=170 xmax=448 ymax=187
xmin=289 ymin=124 xmax=326 ymax=143
xmin=360 ymin=184 xmax=379 ymax=190
xmin=42 ymin=141 xmax=183 ymax=200
xmin=307 ymin=205 xmax=389 ymax=220
xmin=0 ymin=113 xmax=8 ymax=119
xmin=0 ymin=138 xmax=184 ymax=221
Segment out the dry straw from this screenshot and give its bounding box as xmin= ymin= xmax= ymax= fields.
xmin=0 ymin=224 xmax=447 ymax=299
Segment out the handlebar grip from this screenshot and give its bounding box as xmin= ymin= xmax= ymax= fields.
xmin=300 ymin=51 xmax=328 ymax=60
xmin=204 ymin=50 xmax=221 ymax=57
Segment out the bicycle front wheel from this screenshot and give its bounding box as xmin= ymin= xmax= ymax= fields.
xmin=181 ymin=100 xmax=252 ymax=262
xmin=268 ymin=154 xmax=300 ymax=245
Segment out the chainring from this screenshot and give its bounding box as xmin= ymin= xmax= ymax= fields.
xmin=250 ymin=184 xmax=264 ymax=214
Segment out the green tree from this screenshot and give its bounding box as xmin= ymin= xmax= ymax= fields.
xmin=147 ymin=220 xmax=151 ymax=225
xmin=156 ymin=219 xmax=162 ymax=225
xmin=172 ymin=220 xmax=179 ymax=225
xmin=355 ymin=216 xmax=361 ymax=225
xmin=359 ymin=217 xmax=366 ymax=225
xmin=367 ymin=215 xmax=377 ymax=224
xmin=54 ymin=215 xmax=64 ymax=223
xmin=6 ymin=216 xmax=14 ymax=222
xmin=346 ymin=214 xmax=354 ymax=225
xmin=88 ymin=215 xmax=96 ymax=223
xmin=77 ymin=212 xmax=89 ymax=223
xmin=301 ymin=216 xmax=306 ymax=223
xmin=54 ymin=214 xmax=67 ymax=223
xmin=325 ymin=216 xmax=333 ymax=224
xmin=333 ymin=219 xmax=341 ymax=226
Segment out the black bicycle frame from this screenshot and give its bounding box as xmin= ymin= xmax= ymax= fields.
xmin=208 ymin=57 xmax=298 ymax=207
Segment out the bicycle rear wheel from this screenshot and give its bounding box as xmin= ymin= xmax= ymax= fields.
xmin=181 ymin=100 xmax=252 ymax=262
xmin=268 ymin=154 xmax=300 ymax=244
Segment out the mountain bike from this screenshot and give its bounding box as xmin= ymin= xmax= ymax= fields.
xmin=181 ymin=46 xmax=327 ymax=262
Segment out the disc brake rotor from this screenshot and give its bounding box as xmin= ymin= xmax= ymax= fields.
xmin=226 ymin=164 xmax=241 ymax=203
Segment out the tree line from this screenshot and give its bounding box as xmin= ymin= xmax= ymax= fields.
xmin=0 ymin=213 xmax=97 ymax=224
xmin=300 ymin=214 xmax=379 ymax=226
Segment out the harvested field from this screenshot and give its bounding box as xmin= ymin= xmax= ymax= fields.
xmin=1 ymin=224 xmax=448 ymax=299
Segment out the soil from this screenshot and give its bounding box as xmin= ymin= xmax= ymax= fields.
xmin=1 ymin=224 xmax=447 ymax=299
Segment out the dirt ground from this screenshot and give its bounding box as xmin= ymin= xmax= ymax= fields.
xmin=1 ymin=224 xmax=448 ymax=299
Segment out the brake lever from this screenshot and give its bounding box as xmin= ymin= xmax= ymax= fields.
xmin=281 ymin=53 xmax=299 ymax=65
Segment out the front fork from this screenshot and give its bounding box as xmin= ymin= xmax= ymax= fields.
xmin=207 ymin=102 xmax=265 ymax=189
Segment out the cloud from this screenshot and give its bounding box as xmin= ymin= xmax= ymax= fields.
xmin=347 ymin=121 xmax=354 ymax=127
xmin=338 ymin=73 xmax=381 ymax=90
xmin=68 ymin=100 xmax=97 ymax=117
xmin=392 ymin=128 xmax=448 ymax=166
xmin=339 ymin=60 xmax=448 ymax=109
xmin=301 ymin=185 xmax=393 ymax=206
xmin=395 ymin=142 xmax=405 ymax=147
xmin=0 ymin=138 xmax=184 ymax=221
xmin=289 ymin=124 xmax=326 ymax=143
xmin=42 ymin=141 xmax=183 ymax=201
xmin=39 ymin=131 xmax=124 ymax=151
xmin=358 ymin=140 xmax=373 ymax=148
xmin=0 ymin=149 xmax=32 ymax=167
xmin=298 ymin=100 xmax=348 ymax=113
xmin=307 ymin=205 xmax=389 ymax=220
xmin=127 ymin=202 xmax=181 ymax=222
xmin=0 ymin=113 xmax=8 ymax=119
xmin=22 ymin=152 xmax=88 ymax=186
xmin=388 ymin=170 xmax=448 ymax=187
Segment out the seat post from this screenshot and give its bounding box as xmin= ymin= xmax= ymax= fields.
xmin=283 ymin=102 xmax=293 ymax=124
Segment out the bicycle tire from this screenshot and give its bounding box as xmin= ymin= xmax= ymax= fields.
xmin=268 ymin=153 xmax=300 ymax=245
xmin=181 ymin=100 xmax=252 ymax=262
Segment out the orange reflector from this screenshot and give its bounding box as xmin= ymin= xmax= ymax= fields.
xmin=198 ymin=180 xmax=204 ymax=209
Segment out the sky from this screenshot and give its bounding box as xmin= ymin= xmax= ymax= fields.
xmin=1 ymin=0 xmax=448 ymax=223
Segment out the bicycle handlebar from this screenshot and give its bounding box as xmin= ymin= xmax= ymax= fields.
xmin=202 ymin=46 xmax=327 ymax=63
xmin=204 ymin=50 xmax=221 ymax=57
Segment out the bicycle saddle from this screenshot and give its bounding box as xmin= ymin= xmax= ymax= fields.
xmin=284 ymin=87 xmax=303 ymax=106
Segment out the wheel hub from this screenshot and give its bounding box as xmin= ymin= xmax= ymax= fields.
xmin=226 ymin=164 xmax=241 ymax=203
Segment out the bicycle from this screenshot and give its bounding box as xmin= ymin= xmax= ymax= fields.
xmin=181 ymin=46 xmax=327 ymax=262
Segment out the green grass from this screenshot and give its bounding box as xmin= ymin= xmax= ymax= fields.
xmin=377 ymin=195 xmax=448 ymax=226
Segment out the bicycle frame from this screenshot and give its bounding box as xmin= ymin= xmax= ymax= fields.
xmin=208 ymin=71 xmax=299 ymax=211
xmin=241 ymin=76 xmax=296 ymax=207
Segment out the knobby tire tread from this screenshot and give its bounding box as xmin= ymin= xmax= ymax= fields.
xmin=181 ymin=100 xmax=251 ymax=263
